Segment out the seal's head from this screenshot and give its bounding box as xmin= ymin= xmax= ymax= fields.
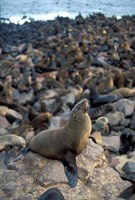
xmin=13 ymin=136 xmax=26 ymax=148
xmin=70 ymin=99 xmax=89 ymax=122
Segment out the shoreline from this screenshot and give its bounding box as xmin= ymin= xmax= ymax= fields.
xmin=1 ymin=0 xmax=135 ymax=24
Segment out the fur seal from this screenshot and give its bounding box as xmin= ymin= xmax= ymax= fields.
xmin=16 ymin=99 xmax=92 ymax=188
xmin=18 ymin=72 xmax=32 ymax=92
xmin=113 ymin=70 xmax=126 ymax=88
xmin=0 ymin=134 xmax=26 ymax=151
xmin=110 ymin=87 xmax=135 ymax=98
xmin=94 ymin=116 xmax=111 ymax=136
xmin=98 ymin=73 xmax=114 ymax=94
xmin=0 ymin=134 xmax=26 ymax=166
xmin=89 ymin=103 xmax=116 ymax=119
xmin=89 ymin=85 xmax=119 ymax=107
xmin=119 ymin=132 xmax=135 ymax=154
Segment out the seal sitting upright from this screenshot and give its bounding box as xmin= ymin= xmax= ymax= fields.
xmin=17 ymin=99 xmax=92 ymax=188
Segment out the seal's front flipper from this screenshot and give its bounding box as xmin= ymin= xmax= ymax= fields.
xmin=61 ymin=151 xmax=78 ymax=188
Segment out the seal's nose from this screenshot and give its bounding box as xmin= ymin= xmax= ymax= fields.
xmin=83 ymin=99 xmax=88 ymax=112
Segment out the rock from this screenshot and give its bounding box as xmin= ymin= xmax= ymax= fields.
xmin=0 ymin=128 xmax=8 ymax=136
xmin=114 ymin=99 xmax=134 ymax=116
xmin=122 ymin=162 xmax=135 ymax=175
xmin=0 ymin=170 xmax=19 ymax=187
xmin=14 ymin=88 xmax=34 ymax=105
xmin=41 ymin=98 xmax=62 ymax=114
xmin=62 ymin=90 xmax=76 ymax=105
xmin=122 ymin=128 xmax=135 ymax=136
xmin=0 ymin=189 xmax=10 ymax=200
xmin=49 ymin=116 xmax=67 ymax=128
xmin=0 ymin=140 xmax=130 ymax=199
xmin=111 ymin=154 xmax=135 ymax=183
xmin=14 ymin=194 xmax=33 ymax=200
xmin=130 ymin=111 xmax=135 ymax=129
xmin=102 ymin=135 xmax=120 ymax=152
xmin=2 ymin=182 xmax=17 ymax=197
xmin=106 ymin=111 xmax=125 ymax=126
xmin=0 ymin=106 xmax=9 ymax=116
xmin=0 ymin=116 xmax=11 ymax=129
xmin=111 ymin=125 xmax=125 ymax=131
xmin=122 ymin=161 xmax=135 ymax=183
xmin=120 ymin=118 xmax=130 ymax=127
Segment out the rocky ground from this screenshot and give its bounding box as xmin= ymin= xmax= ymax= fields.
xmin=0 ymin=13 xmax=135 ymax=199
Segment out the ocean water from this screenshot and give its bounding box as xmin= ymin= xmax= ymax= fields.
xmin=0 ymin=0 xmax=135 ymax=23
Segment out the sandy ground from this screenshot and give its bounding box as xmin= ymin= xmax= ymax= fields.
xmin=1 ymin=0 xmax=135 ymax=23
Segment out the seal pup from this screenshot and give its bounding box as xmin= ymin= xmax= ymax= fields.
xmin=15 ymin=99 xmax=92 ymax=188
xmin=0 ymin=134 xmax=26 ymax=165
xmin=0 ymin=134 xmax=26 ymax=151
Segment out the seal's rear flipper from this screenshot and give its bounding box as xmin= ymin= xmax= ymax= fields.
xmin=4 ymin=145 xmax=12 ymax=166
xmin=21 ymin=147 xmax=30 ymax=155
xmin=61 ymin=151 xmax=78 ymax=188
xmin=14 ymin=147 xmax=30 ymax=162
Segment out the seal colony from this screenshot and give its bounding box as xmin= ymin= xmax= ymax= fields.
xmin=0 ymin=14 xmax=135 ymax=198
xmin=16 ymin=98 xmax=92 ymax=188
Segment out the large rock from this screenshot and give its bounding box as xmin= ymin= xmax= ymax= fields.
xmin=122 ymin=162 xmax=135 ymax=175
xmin=111 ymin=153 xmax=135 ymax=183
xmin=0 ymin=140 xmax=131 ymax=200
xmin=106 ymin=111 xmax=125 ymax=126
xmin=0 ymin=116 xmax=11 ymax=129
xmin=114 ymin=99 xmax=134 ymax=117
